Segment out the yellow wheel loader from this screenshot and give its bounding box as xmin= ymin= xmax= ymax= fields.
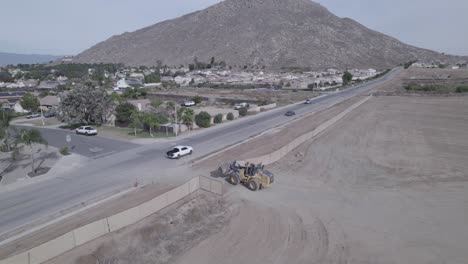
xmin=219 ymin=160 xmax=274 ymax=191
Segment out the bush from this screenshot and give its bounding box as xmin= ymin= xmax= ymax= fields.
xmin=226 ymin=112 xmax=234 ymax=121
xmin=192 ymin=95 xmax=203 ymax=104
xmin=59 ymin=146 xmax=70 ymax=155
xmin=455 ymin=86 xmax=468 ymax=93
xmin=238 ymin=107 xmax=248 ymax=117
xmin=195 ymin=111 xmax=211 ymax=128
xmin=214 ymin=114 xmax=223 ymax=124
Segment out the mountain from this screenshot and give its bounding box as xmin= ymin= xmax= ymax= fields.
xmin=0 ymin=52 xmax=62 ymax=66
xmin=74 ymin=0 xmax=460 ymax=70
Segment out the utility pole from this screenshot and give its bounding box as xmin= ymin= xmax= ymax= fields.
xmin=39 ymin=102 xmax=45 ymax=126
xmin=174 ymin=103 xmax=178 ymax=137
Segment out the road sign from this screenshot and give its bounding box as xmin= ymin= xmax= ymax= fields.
xmin=66 ymin=134 xmax=71 ymax=143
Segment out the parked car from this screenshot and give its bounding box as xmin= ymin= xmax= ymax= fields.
xmin=285 ymin=111 xmax=296 ymax=116
xmin=43 ymin=112 xmax=56 ymax=118
xmin=304 ymin=99 xmax=312 ymax=104
xmin=75 ymin=126 xmax=98 ymax=136
xmin=25 ymin=113 xmax=41 ymax=119
xmin=234 ymin=102 xmax=250 ymax=110
xmin=166 ymin=145 xmax=193 ymax=159
xmin=181 ymin=101 xmax=196 ymax=107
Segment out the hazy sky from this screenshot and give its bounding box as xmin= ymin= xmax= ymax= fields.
xmin=1 ymin=0 xmax=467 ymax=56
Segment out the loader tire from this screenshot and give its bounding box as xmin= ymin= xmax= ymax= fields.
xmin=247 ymin=179 xmax=259 ymax=191
xmin=229 ymin=174 xmax=239 ymax=185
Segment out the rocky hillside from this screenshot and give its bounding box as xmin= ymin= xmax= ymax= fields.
xmin=74 ymin=0 xmax=459 ymax=69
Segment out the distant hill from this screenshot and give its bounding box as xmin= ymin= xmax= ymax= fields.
xmin=0 ymin=52 xmax=62 ymax=66
xmin=75 ymin=0 xmax=463 ymax=70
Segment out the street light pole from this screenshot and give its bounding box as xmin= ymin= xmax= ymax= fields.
xmin=39 ymin=102 xmax=45 ymax=126
xmin=174 ymin=103 xmax=178 ymax=137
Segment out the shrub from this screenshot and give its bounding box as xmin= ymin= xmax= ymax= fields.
xmin=226 ymin=112 xmax=234 ymax=121
xmin=59 ymin=146 xmax=70 ymax=155
xmin=192 ymin=95 xmax=203 ymax=104
xmin=238 ymin=107 xmax=248 ymax=117
xmin=195 ymin=111 xmax=211 ymax=128
xmin=455 ymin=86 xmax=468 ymax=93
xmin=214 ymin=114 xmax=223 ymax=124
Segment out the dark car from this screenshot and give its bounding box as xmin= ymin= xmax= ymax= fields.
xmin=43 ymin=112 xmax=56 ymax=118
xmin=285 ymin=111 xmax=296 ymax=116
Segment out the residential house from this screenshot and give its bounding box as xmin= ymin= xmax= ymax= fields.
xmin=38 ymin=81 xmax=61 ymax=89
xmin=174 ymin=76 xmax=192 ymax=86
xmin=161 ymin=76 xmax=175 ymax=83
xmin=114 ymin=79 xmax=130 ymax=90
xmin=40 ymin=95 xmax=60 ymax=110
xmin=129 ymin=73 xmax=144 ymax=79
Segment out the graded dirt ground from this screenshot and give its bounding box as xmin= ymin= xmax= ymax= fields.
xmin=44 ymin=95 xmax=468 ymax=264
xmin=176 ymin=95 xmax=468 ymax=264
xmin=46 ymin=193 xmax=230 ymax=264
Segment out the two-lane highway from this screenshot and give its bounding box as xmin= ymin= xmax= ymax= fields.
xmin=0 ymin=68 xmax=401 ymax=241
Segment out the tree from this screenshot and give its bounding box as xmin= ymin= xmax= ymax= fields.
xmin=342 ymin=71 xmax=353 ymax=85
xmin=129 ymin=111 xmax=142 ymax=136
xmin=181 ymin=108 xmax=195 ymax=130
xmin=226 ymin=112 xmax=234 ymax=121
xmin=58 ymin=86 xmax=113 ymax=125
xmin=115 ymin=102 xmax=137 ymax=124
xmin=238 ymin=107 xmax=248 ymax=117
xmin=144 ymin=73 xmax=161 ymax=83
xmin=20 ymin=93 xmax=40 ymax=113
xmin=0 ymin=71 xmax=14 ymax=82
xmin=15 ymin=129 xmax=47 ymax=174
xmin=192 ymin=95 xmax=203 ymax=104
xmin=214 ymin=113 xmax=223 ymax=124
xmin=195 ymin=111 xmax=211 ymax=128
xmin=141 ymin=112 xmax=167 ymax=137
xmin=0 ymin=110 xmax=13 ymax=152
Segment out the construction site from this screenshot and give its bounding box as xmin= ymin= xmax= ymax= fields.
xmin=1 ymin=67 xmax=468 ymax=264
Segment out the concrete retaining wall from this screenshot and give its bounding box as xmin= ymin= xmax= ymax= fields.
xmin=200 ymin=176 xmax=224 ymax=196
xmin=0 ymin=177 xmax=201 ymax=264
xmin=73 ymin=219 xmax=108 ymax=246
xmin=260 ymin=103 xmax=277 ymax=111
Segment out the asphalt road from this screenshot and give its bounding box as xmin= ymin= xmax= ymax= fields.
xmin=0 ymin=68 xmax=401 ymax=240
xmin=11 ymin=126 xmax=139 ymax=158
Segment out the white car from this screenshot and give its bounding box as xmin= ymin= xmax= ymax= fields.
xmin=304 ymin=99 xmax=312 ymax=104
xmin=234 ymin=102 xmax=250 ymax=110
xmin=166 ymin=145 xmax=193 ymax=159
xmin=25 ymin=113 xmax=41 ymax=119
xmin=182 ymin=101 xmax=196 ymax=107
xmin=75 ymin=126 xmax=98 ymax=136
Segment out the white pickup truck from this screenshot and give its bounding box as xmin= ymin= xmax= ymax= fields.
xmin=234 ymin=102 xmax=250 ymax=110
xmin=166 ymin=145 xmax=193 ymax=159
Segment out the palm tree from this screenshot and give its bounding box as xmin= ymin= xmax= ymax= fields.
xmin=142 ymin=113 xmax=159 ymax=137
xmin=15 ymin=129 xmax=48 ymax=174
xmin=182 ymin=108 xmax=195 ymax=131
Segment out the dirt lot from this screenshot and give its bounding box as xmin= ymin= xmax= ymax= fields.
xmin=152 ymin=87 xmax=318 ymax=106
xmin=42 ymin=95 xmax=468 ymax=264
xmin=176 ymin=96 xmax=468 ymax=264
